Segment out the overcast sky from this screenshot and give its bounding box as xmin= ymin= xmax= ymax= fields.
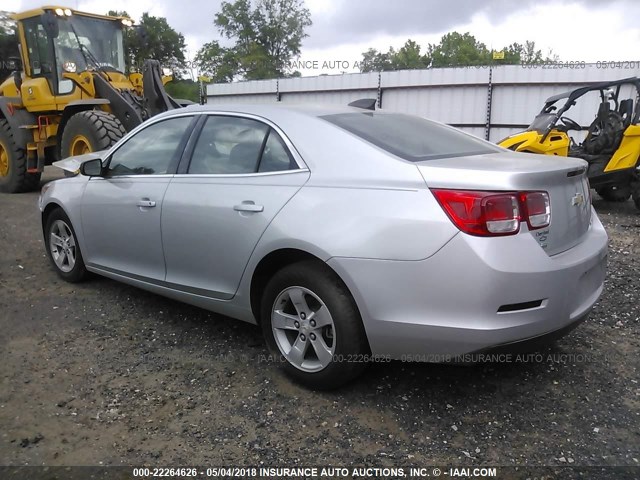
xmin=5 ymin=0 xmax=640 ymax=77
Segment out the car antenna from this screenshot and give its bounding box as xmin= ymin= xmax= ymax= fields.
xmin=348 ymin=98 xmax=376 ymax=110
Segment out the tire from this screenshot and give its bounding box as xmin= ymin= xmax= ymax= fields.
xmin=44 ymin=208 xmax=88 ymax=283
xmin=60 ymin=110 xmax=126 ymax=159
xmin=632 ymin=175 xmax=640 ymax=211
xmin=0 ymin=119 xmax=41 ymax=193
xmin=260 ymin=261 xmax=369 ymax=390
xmin=596 ymin=185 xmax=632 ymax=202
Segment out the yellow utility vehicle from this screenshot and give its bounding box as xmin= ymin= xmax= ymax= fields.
xmin=0 ymin=6 xmax=185 ymax=193
xmin=499 ymin=77 xmax=640 ymax=210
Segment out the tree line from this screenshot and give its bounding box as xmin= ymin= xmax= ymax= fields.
xmin=1 ymin=1 xmax=556 ymax=95
xmin=360 ymin=34 xmax=556 ymax=72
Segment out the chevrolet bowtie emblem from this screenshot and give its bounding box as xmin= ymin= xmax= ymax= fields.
xmin=571 ymin=192 xmax=585 ymax=206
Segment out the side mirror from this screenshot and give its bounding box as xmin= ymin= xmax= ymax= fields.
xmin=80 ymin=158 xmax=103 ymax=176
xmin=40 ymin=11 xmax=59 ymax=39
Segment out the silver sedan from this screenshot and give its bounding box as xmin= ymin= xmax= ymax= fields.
xmin=39 ymin=103 xmax=608 ymax=389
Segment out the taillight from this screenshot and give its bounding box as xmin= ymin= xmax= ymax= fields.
xmin=520 ymin=191 xmax=550 ymax=230
xmin=432 ymin=189 xmax=550 ymax=237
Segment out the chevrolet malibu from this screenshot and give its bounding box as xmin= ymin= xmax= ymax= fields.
xmin=39 ymin=103 xmax=608 ymax=389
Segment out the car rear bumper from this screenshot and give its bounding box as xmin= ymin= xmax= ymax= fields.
xmin=327 ymin=209 xmax=608 ymax=360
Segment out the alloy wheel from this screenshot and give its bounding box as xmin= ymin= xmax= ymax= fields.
xmin=271 ymin=286 xmax=336 ymax=372
xmin=49 ymin=219 xmax=77 ymax=273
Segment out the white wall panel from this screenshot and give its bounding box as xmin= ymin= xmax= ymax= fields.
xmin=381 ymin=67 xmax=490 ymax=87
xmin=206 ymin=93 xmax=278 ymax=105
xmin=491 ymin=86 xmax=560 ymax=125
xmin=458 ymin=127 xmax=487 ymax=139
xmin=279 ymin=72 xmax=379 ymax=92
xmin=209 ymin=79 xmax=277 ymax=96
xmin=279 ymin=90 xmax=378 ymax=105
xmin=381 ymin=86 xmax=487 ymax=125
xmin=207 ymin=64 xmax=640 ymax=140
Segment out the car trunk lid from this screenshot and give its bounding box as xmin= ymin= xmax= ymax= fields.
xmin=417 ymin=151 xmax=592 ymax=256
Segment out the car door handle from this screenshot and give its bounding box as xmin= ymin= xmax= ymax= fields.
xmin=137 ymin=199 xmax=156 ymax=208
xmin=234 ymin=202 xmax=264 ymax=213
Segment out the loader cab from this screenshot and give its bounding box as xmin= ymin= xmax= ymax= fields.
xmin=13 ymin=7 xmax=128 ymax=108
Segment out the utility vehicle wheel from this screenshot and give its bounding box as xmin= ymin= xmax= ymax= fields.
xmin=0 ymin=119 xmax=41 ymax=193
xmin=261 ymin=261 xmax=369 ymax=390
xmin=596 ymin=186 xmax=631 ymax=202
xmin=60 ymin=110 xmax=126 ymax=159
xmin=44 ymin=208 xmax=88 ymax=283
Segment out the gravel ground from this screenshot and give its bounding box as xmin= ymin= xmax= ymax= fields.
xmin=0 ymin=168 xmax=639 ymax=474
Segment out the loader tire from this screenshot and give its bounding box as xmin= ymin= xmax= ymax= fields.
xmin=61 ymin=110 xmax=126 ymax=159
xmin=0 ymin=119 xmax=41 ymax=193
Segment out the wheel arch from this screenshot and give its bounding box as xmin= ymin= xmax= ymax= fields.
xmin=41 ymin=201 xmax=67 ymax=236
xmin=249 ymin=248 xmax=354 ymax=326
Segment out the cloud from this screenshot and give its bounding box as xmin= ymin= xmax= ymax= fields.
xmin=303 ymin=0 xmax=534 ymax=48
xmin=303 ymin=0 xmax=640 ymax=49
xmin=146 ymin=0 xmax=224 ymax=51
xmin=5 ymin=0 xmax=640 ymax=65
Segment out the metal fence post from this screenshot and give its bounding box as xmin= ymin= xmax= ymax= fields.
xmin=485 ymin=67 xmax=493 ymax=140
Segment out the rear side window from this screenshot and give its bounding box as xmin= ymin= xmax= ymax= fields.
xmin=322 ymin=112 xmax=501 ymax=161
xmin=188 ymin=116 xmax=297 ymax=174
xmin=258 ymin=131 xmax=296 ymax=172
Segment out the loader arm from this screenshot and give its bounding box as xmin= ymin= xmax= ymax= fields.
xmin=142 ymin=60 xmax=181 ymax=117
xmin=92 ymin=74 xmax=146 ymax=132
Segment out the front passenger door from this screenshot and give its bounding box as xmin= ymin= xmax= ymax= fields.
xmin=81 ymin=115 xmax=195 ymax=281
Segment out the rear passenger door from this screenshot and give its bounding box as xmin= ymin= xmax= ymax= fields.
xmin=161 ymin=114 xmax=310 ymax=299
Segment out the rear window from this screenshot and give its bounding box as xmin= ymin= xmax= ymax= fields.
xmin=321 ymin=112 xmax=501 ymax=161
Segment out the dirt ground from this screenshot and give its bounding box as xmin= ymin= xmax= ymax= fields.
xmin=1 ymin=168 xmax=639 ymax=473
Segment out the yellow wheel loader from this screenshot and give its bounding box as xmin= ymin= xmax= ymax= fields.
xmin=499 ymin=77 xmax=640 ymax=210
xmin=0 ymin=6 xmax=188 ymax=193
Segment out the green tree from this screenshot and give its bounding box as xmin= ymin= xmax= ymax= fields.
xmin=194 ymin=40 xmax=237 ymax=82
xmin=394 ymin=39 xmax=430 ymax=70
xmin=196 ymin=0 xmax=311 ymax=81
xmin=359 ymin=40 xmax=430 ymax=73
xmin=359 ymin=34 xmax=555 ymax=72
xmin=359 ymin=48 xmax=394 ymax=73
xmin=496 ymin=40 xmax=555 ymax=65
xmin=164 ymin=78 xmax=199 ymax=102
xmin=502 ymin=42 xmax=525 ymax=64
xmin=108 ymin=10 xmax=187 ymax=74
xmin=429 ymin=32 xmax=491 ymax=67
xmin=520 ymin=40 xmax=544 ymax=64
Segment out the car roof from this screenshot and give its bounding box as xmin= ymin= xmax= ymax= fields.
xmin=175 ymin=102 xmax=381 ymax=120
xmin=152 ymin=102 xmax=398 ymax=132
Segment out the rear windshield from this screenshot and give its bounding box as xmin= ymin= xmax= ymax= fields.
xmin=322 ymin=112 xmax=501 ymax=161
